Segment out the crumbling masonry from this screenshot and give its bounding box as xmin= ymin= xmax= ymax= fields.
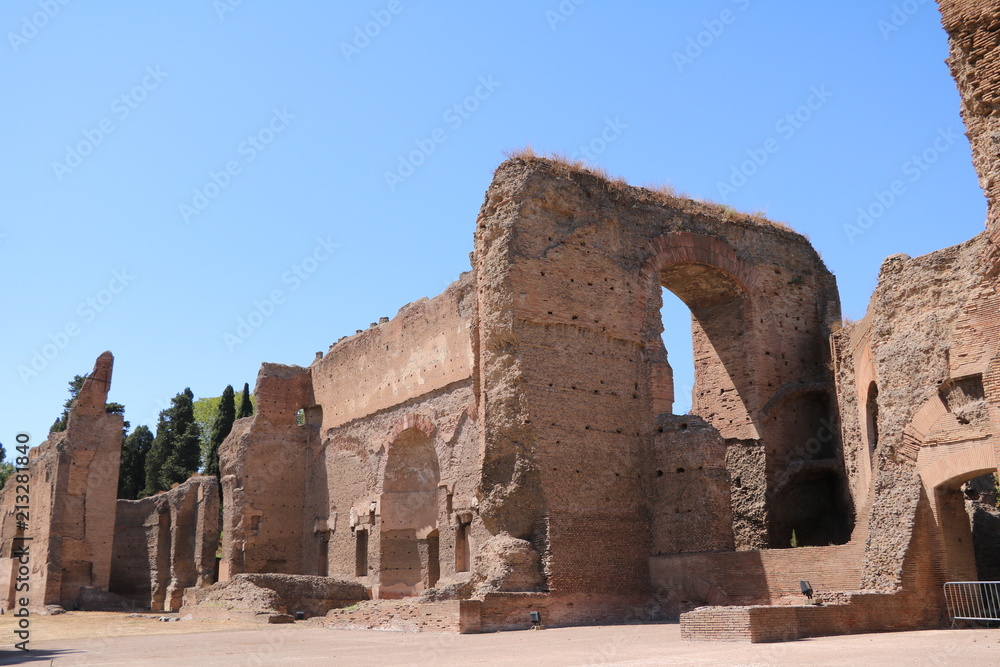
xmin=2 ymin=0 xmax=1000 ymax=641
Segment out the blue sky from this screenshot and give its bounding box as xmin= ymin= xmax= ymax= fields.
xmin=1 ymin=0 xmax=985 ymax=448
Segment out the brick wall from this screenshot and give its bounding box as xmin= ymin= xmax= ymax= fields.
xmin=110 ymin=476 xmax=219 ymax=611
xmin=650 ymin=535 xmax=865 ymax=616
xmin=325 ymin=599 xmax=481 ymax=633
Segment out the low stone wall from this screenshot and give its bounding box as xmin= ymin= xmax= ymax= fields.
xmin=183 ymin=573 xmax=366 ymax=621
xmin=325 ymin=599 xmax=481 ymax=633
xmin=680 ymin=589 xmax=941 ymax=643
xmin=478 ymin=592 xmax=655 ymax=632
xmin=649 ymin=538 xmax=865 ymax=616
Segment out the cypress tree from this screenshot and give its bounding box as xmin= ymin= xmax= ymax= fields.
xmin=161 ymin=388 xmax=202 ymax=489
xmin=144 ymin=402 xmax=173 ymax=496
xmin=237 ymin=382 xmax=254 ymax=419
xmin=205 ymin=385 xmax=236 ymax=478
xmin=119 ymin=425 xmax=153 ymax=500
xmin=143 ymin=388 xmax=202 ymax=496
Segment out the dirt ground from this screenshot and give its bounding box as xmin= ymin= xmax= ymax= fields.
xmin=0 ymin=614 xmax=997 ymax=666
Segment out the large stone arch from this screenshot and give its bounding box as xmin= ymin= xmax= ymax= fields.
xmin=473 ymin=157 xmax=842 ymax=612
xmin=641 ymin=232 xmax=762 ymax=440
xmin=913 ymin=409 xmax=1000 ymax=582
xmin=639 ymin=230 xmax=847 ymax=547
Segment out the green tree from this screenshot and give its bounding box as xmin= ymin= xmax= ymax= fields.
xmin=192 ymin=395 xmax=221 ymax=464
xmin=0 ymin=462 xmax=13 ymax=491
xmin=237 ymin=382 xmax=254 ymax=419
xmin=50 ymin=375 xmax=128 ymax=434
xmin=144 ymin=388 xmax=201 ymax=496
xmin=193 ymin=388 xmax=253 ymax=466
xmin=0 ymin=440 xmax=11 ymax=490
xmin=204 ymin=385 xmax=236 ymax=478
xmin=50 ymin=375 xmax=87 ymax=432
xmin=118 ymin=425 xmax=153 ymax=500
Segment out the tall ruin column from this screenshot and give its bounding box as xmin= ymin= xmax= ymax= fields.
xmin=938 ymin=0 xmax=1000 ymax=268
xmin=23 ymin=351 xmax=123 ymax=609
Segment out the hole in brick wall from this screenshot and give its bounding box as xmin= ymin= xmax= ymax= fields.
xmin=455 ymin=522 xmax=471 ymax=573
xmin=865 ymin=381 xmax=879 ymax=465
xmin=679 ymin=422 xmax=688 ymax=430
xmin=656 ymin=470 xmax=664 ymax=477
xmin=355 ymin=530 xmax=368 ymax=576
xmin=677 ymin=468 xmax=685 ymax=473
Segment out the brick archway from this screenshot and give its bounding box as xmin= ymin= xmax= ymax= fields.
xmin=378 ymin=417 xmax=441 ymax=599
xmin=917 ymin=440 xmax=999 ymax=582
xmin=640 ymin=232 xmax=760 ymax=295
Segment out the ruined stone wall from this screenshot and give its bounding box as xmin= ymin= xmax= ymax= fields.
xmin=473 ymin=159 xmax=842 ymax=608
xmin=311 ymin=276 xmax=477 ymax=430
xmin=0 ymin=353 xmax=123 ymax=611
xmin=221 ymin=274 xmax=482 ymax=599
xmin=649 ymin=415 xmax=733 ymax=554
xmin=831 ymin=315 xmax=877 ymax=515
xmin=830 ymin=233 xmax=1000 ymax=591
xmin=110 ymin=476 xmax=219 ymax=611
xmin=315 ymin=384 xmax=481 ymax=594
xmin=938 ymin=0 xmax=1000 ymax=264
xmin=220 ymin=363 xmax=315 ymax=580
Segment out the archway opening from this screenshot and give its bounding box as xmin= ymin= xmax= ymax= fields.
xmin=963 ymin=472 xmax=1000 ymax=581
xmin=659 ymin=287 xmax=694 ymax=415
xmin=935 ymin=468 xmax=999 ymax=582
xmin=655 ymin=261 xmax=755 ymax=438
xmin=379 ymin=427 xmax=440 ymax=598
xmin=772 ymin=467 xmax=851 ymax=547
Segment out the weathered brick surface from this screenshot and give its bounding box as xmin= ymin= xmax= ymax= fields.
xmin=474 ymin=160 xmax=842 ymax=608
xmin=11 ymin=2 xmax=1000 ymax=640
xmin=325 ymin=598 xmax=481 ymax=633
xmin=0 ymin=353 xmax=122 ymax=611
xmin=110 ymin=476 xmax=219 ymax=611
xmin=183 ymin=573 xmax=366 ymax=620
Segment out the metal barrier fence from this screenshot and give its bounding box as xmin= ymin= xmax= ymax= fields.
xmin=944 ymin=581 xmax=1000 ymax=626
